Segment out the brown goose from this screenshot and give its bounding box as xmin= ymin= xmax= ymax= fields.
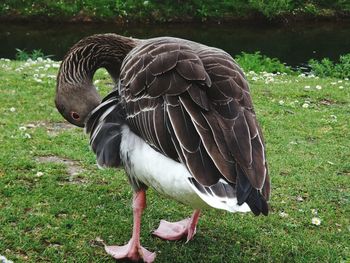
xmin=55 ymin=33 xmax=270 ymax=262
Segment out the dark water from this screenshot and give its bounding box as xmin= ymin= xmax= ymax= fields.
xmin=0 ymin=21 xmax=349 ymax=66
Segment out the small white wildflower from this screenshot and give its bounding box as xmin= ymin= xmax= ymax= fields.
xmin=34 ymin=78 xmax=43 ymax=83
xmin=94 ymin=80 xmax=100 ymax=85
xmin=37 ymin=57 xmax=43 ymax=62
xmin=24 ymin=133 xmax=31 ymax=139
xmin=52 ymin=63 xmax=60 ymax=68
xmin=19 ymin=126 xmax=27 ymax=131
xmin=279 ymin=211 xmax=288 ymax=218
xmin=289 ymin=141 xmax=298 ymax=145
xmin=311 ymin=209 xmax=318 ymax=215
xmin=9 ymin=107 xmax=16 ymax=112
xmin=304 ymin=85 xmax=310 ymax=89
xmin=252 ymin=76 xmax=258 ymax=81
xmin=345 ymin=78 xmax=349 ymax=81
xmin=338 ymin=80 xmax=343 ymax=83
xmin=315 ymin=85 xmax=322 ymax=90
xmin=36 ymin=172 xmax=44 ymax=177
xmin=296 ymin=196 xmax=304 ymax=202
xmin=143 ymin=0 xmax=149 ymax=5
xmin=339 ymin=86 xmax=344 ymax=89
xmin=279 ymin=100 xmax=284 ymax=105
xmin=330 ymin=82 xmax=337 ymax=85
xmin=0 ymin=255 xmax=13 ymax=263
xmin=311 ymin=217 xmax=321 ymax=226
xmin=302 ymin=103 xmax=309 ymax=108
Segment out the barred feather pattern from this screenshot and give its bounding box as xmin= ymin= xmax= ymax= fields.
xmin=57 ymin=34 xmax=137 ymax=87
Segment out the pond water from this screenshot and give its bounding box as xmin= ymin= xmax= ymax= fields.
xmin=0 ymin=21 xmax=349 ymax=66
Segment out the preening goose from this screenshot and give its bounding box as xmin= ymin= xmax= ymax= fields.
xmin=55 ymin=33 xmax=270 ymax=262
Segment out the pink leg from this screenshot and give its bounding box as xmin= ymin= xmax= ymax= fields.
xmin=153 ymin=209 xmax=201 ymax=243
xmin=105 ymin=190 xmax=156 ymax=263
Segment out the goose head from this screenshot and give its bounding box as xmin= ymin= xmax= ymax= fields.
xmin=55 ymin=33 xmax=137 ymax=127
xmin=55 ymin=81 xmax=101 ymax=127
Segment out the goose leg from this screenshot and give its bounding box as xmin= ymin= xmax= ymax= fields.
xmin=105 ymin=190 xmax=156 ymax=263
xmin=153 ymin=209 xmax=201 ymax=242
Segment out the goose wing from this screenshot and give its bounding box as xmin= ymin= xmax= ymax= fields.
xmin=119 ymin=37 xmax=270 ymax=215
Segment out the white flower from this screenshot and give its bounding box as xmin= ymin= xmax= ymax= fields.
xmin=36 ymin=172 xmax=44 ymax=177
xmin=0 ymin=254 xmax=13 ymax=263
xmin=278 ymin=100 xmax=285 ymax=105
xmin=302 ymin=103 xmax=309 ymax=108
xmin=345 ymin=78 xmax=349 ymax=81
xmin=339 ymin=86 xmax=344 ymax=89
xmin=315 ymin=85 xmax=322 ymax=90
xmin=331 ymin=82 xmax=337 ymax=85
xmin=311 ymin=209 xmax=318 ymax=215
xmin=24 ymin=133 xmax=31 ymax=139
xmin=19 ymin=126 xmax=27 ymax=131
xmin=9 ymin=107 xmax=16 ymax=112
xmin=304 ymin=85 xmax=310 ymax=89
xmin=338 ymin=80 xmax=343 ymax=83
xmin=311 ymin=217 xmax=321 ymax=226
xmin=296 ymin=196 xmax=304 ymax=202
xmin=279 ymin=211 xmax=288 ymax=218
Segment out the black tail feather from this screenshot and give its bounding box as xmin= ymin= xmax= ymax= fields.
xmin=236 ymin=165 xmax=268 ymax=216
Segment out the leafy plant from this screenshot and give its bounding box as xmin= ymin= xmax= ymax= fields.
xmin=235 ymin=51 xmax=292 ymax=73
xmin=15 ymin=48 xmax=53 ymax=61
xmin=309 ymin=53 xmax=350 ymax=78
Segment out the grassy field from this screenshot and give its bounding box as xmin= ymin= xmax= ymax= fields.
xmin=0 ymin=58 xmax=349 ymax=262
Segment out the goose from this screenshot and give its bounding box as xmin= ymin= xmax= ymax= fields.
xmin=55 ymin=33 xmax=270 ymax=262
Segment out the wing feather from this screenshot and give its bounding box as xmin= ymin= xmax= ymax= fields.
xmin=118 ymin=37 xmax=270 ymax=214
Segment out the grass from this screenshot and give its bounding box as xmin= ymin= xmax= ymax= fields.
xmin=0 ymin=57 xmax=349 ymax=262
xmin=0 ymin=0 xmax=349 ymax=22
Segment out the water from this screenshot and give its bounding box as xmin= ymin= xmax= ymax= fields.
xmin=0 ymin=21 xmax=349 ymax=66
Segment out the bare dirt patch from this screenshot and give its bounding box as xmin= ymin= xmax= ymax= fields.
xmin=36 ymin=156 xmax=86 ymax=184
xmin=25 ymin=121 xmax=78 ymax=136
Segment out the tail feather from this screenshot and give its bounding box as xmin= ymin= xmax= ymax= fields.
xmin=236 ymin=165 xmax=268 ymax=216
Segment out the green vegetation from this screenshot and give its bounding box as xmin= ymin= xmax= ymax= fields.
xmin=15 ymin=49 xmax=53 ymax=61
xmin=0 ymin=56 xmax=349 ymax=262
xmin=1 ymin=0 xmax=349 ymax=22
xmin=309 ymin=54 xmax=350 ymax=79
xmin=235 ymin=51 xmax=293 ymax=74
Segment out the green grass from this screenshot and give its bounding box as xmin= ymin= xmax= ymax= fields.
xmin=0 ymin=58 xmax=349 ymax=262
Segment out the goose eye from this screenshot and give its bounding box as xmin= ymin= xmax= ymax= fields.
xmin=71 ymin=111 xmax=80 ymax=120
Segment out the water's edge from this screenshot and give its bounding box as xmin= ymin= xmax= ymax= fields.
xmin=1 ymin=21 xmax=349 ymax=66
